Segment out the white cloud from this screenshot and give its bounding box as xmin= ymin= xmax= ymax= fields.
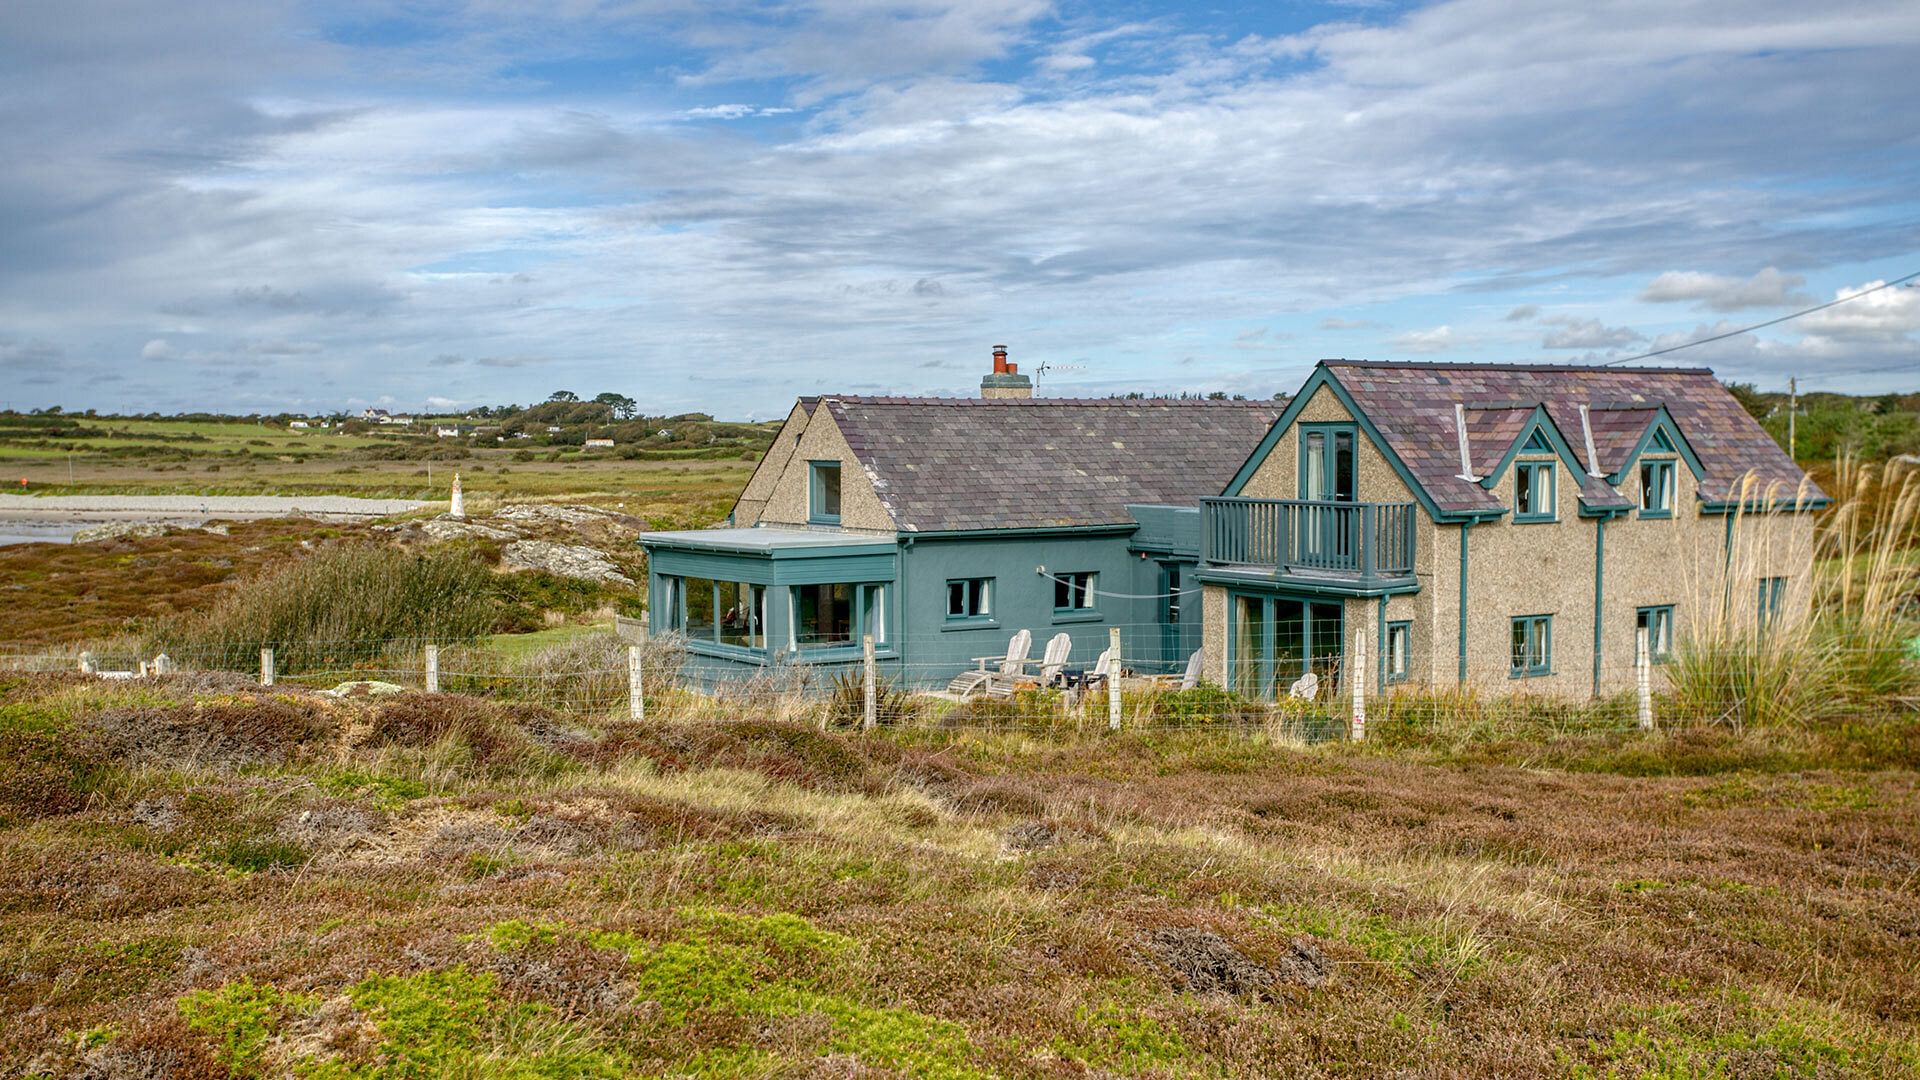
xmin=1796 ymin=280 xmax=1920 ymax=340
xmin=1540 ymin=316 xmax=1643 ymax=350
xmin=140 ymin=339 xmax=174 ymax=360
xmin=1391 ymin=325 xmax=1465 ymax=353
xmin=1320 ymin=316 xmax=1382 ymax=330
xmin=1640 ymin=267 xmax=1813 ymax=311
xmin=1503 ymin=304 xmax=1539 ymax=322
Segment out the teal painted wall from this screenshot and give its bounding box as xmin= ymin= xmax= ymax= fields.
xmin=647 ymin=518 xmax=1202 ymax=688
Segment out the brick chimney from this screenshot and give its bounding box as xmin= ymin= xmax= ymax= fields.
xmin=980 ymin=344 xmax=1033 ymax=399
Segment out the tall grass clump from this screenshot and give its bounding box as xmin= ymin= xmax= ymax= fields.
xmin=149 ymin=544 xmax=500 ymax=674
xmin=1666 ymin=461 xmax=1919 ymax=729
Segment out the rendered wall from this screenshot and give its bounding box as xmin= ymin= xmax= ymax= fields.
xmin=731 ymin=401 xmax=811 ymax=527
xmin=894 ymin=532 xmax=1155 ymax=688
xmin=757 ymin=407 xmax=897 ymax=532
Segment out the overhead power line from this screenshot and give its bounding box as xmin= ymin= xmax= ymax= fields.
xmin=1602 ymin=269 xmax=1920 ymax=366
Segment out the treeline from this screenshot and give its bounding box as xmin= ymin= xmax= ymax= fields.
xmin=1724 ymin=384 xmax=1920 ymax=463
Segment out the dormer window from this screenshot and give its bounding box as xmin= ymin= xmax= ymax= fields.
xmin=1639 ymin=460 xmax=1674 ymax=517
xmin=1515 ymin=461 xmax=1555 ymax=522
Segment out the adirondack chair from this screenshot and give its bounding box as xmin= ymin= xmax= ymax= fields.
xmin=1144 ymin=649 xmax=1203 ymax=691
xmin=946 ymin=628 xmax=1031 ymax=699
xmin=1031 ymin=632 xmax=1073 ymax=687
xmin=1064 ymin=646 xmax=1115 ymax=706
xmin=1288 ymin=670 xmax=1320 ymax=701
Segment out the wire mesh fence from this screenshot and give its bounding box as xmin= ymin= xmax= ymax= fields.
xmin=5 ymin=616 xmax=1911 ymax=743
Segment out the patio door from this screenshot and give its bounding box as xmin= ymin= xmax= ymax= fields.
xmin=1229 ymin=593 xmax=1343 ymax=700
xmin=1159 ymin=562 xmax=1189 ymax=667
xmin=1300 ymin=425 xmax=1357 ymax=563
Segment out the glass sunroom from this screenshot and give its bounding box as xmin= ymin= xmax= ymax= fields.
xmin=640 ymin=527 xmax=899 ymax=681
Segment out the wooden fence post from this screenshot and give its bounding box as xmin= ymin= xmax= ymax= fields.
xmin=424 ymin=644 xmax=439 ymax=693
xmin=1107 ymin=626 xmax=1122 ymax=732
xmin=259 ymin=648 xmax=274 ymax=687
xmin=862 ymin=634 xmax=877 ymax=731
xmin=1351 ymin=629 xmax=1367 ymax=742
xmin=628 ymin=645 xmax=645 ymax=722
xmin=1636 ymin=626 xmax=1654 ymax=730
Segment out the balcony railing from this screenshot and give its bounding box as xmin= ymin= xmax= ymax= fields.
xmin=1202 ymin=497 xmax=1417 ymax=580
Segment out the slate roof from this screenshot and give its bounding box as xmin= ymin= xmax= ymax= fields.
xmin=816 ymin=396 xmax=1287 ymax=532
xmin=1321 ymin=361 xmax=1821 ymax=513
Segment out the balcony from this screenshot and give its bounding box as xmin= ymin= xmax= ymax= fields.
xmin=1201 ymin=497 xmax=1418 ymax=591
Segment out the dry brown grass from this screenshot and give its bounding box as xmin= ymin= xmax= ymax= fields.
xmin=2 ymin=677 xmax=1916 ymax=1077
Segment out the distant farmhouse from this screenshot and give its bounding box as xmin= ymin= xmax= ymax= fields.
xmin=640 ymin=348 xmax=1820 ymax=698
xmin=585 ymin=438 xmax=615 ymax=449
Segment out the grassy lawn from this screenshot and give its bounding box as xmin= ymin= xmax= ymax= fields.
xmin=483 ymin=622 xmax=611 ymax=660
xmin=3 ymin=674 xmax=1916 ymax=1077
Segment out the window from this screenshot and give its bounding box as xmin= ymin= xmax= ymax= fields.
xmin=1386 ymin=621 xmax=1411 ymax=683
xmin=809 ymin=461 xmax=842 ymax=523
xmin=1758 ymin=576 xmax=1787 ymax=628
xmin=1636 ymin=605 xmax=1674 ymax=663
xmin=1053 ymin=571 xmax=1097 ymax=612
xmin=1639 ymin=460 xmax=1674 ymax=516
xmin=1515 ymin=461 xmax=1556 ymax=521
xmin=663 ymin=576 xmax=765 ymax=651
xmin=1509 ymin=615 xmax=1552 ymax=678
xmin=946 ymin=578 xmax=992 ymax=619
xmin=791 ymin=582 xmax=887 ymax=650
xmin=1300 ymin=425 xmax=1357 ymax=502
xmin=657 ymin=577 xmax=682 ymax=631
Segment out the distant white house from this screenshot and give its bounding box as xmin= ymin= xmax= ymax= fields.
xmin=386 ymin=415 xmax=415 ymax=426
xmin=362 ymin=407 xmax=389 ymax=421
xmin=289 ymin=420 xmax=310 ymax=430
xmin=545 ymin=425 xmax=563 ymax=434
xmin=434 ymin=425 xmax=465 ymax=438
xmin=585 ymin=438 xmax=615 ymax=448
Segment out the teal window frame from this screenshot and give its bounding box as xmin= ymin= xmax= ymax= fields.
xmin=1514 ymin=461 xmax=1556 ymax=522
xmin=808 ymin=460 xmax=843 ymax=524
xmin=1757 ymin=576 xmax=1787 ymax=628
xmin=1509 ymin=614 xmax=1552 ymax=679
xmin=660 ymin=574 xmax=767 ymax=653
xmin=1297 ymin=422 xmax=1359 ymax=502
xmin=1639 ymin=460 xmax=1675 ymax=518
xmin=788 ymin=581 xmax=888 ymax=654
xmin=945 ymin=577 xmax=994 ymax=624
xmin=1635 ymin=605 xmax=1675 ymax=663
xmin=1052 ymin=571 xmax=1101 ymax=622
xmin=1385 ymin=620 xmax=1411 ymax=684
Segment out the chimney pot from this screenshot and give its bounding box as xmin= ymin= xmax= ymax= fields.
xmin=981 ymin=343 xmax=1033 ymax=399
xmin=992 ymin=345 xmax=1008 ymax=373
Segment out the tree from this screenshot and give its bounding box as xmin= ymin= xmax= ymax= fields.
xmin=548 ymin=390 xmax=579 ymax=403
xmin=594 ymin=392 xmax=638 ymax=420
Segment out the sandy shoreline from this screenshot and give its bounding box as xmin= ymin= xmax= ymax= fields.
xmin=0 ymin=495 xmax=430 ymax=540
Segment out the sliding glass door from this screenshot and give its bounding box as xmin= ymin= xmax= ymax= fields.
xmin=1228 ymin=592 xmax=1343 ymax=699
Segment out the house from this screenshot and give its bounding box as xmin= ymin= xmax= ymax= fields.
xmin=1198 ymin=360 xmax=1824 ymax=698
xmin=288 ymin=420 xmax=309 ymax=430
xmin=639 ymin=347 xmax=1284 ymax=685
xmin=640 ymin=352 xmax=1823 ymax=699
xmin=361 ymin=408 xmax=389 ymax=421
xmin=585 ymin=438 xmax=615 ymax=449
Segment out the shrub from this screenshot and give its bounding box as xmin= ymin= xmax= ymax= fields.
xmin=824 ymin=669 xmax=919 ymax=728
xmin=149 ymin=544 xmax=500 ymax=674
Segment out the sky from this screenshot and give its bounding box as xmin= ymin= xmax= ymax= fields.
xmin=2 ymin=0 xmax=1918 ymax=419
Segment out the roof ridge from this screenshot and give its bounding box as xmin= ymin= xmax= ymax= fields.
xmin=820 ymin=395 xmax=1285 ymax=406
xmin=1324 ymin=358 xmax=1717 ymax=376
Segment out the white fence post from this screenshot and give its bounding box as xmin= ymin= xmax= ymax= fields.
xmin=424 ymin=644 xmax=439 ymax=693
xmin=862 ymin=634 xmax=877 ymax=731
xmin=1636 ymin=626 xmax=1654 ymax=730
xmin=1351 ymin=629 xmax=1367 ymax=742
xmin=1107 ymin=626 xmax=1123 ymax=732
xmin=628 ymin=644 xmax=645 ymax=722
xmin=259 ymin=647 xmax=274 ymax=687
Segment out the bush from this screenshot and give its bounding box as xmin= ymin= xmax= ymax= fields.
xmin=149 ymin=544 xmax=500 ymax=674
xmin=824 ymin=669 xmax=919 ymax=728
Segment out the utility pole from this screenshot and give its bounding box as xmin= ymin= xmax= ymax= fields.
xmin=1787 ymin=377 xmax=1797 ymax=462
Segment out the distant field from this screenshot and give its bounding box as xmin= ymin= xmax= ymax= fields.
xmin=0 ymin=416 xmax=766 ymax=522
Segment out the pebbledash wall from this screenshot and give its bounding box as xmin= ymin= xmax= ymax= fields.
xmin=1202 ymin=380 xmax=1818 ymax=698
